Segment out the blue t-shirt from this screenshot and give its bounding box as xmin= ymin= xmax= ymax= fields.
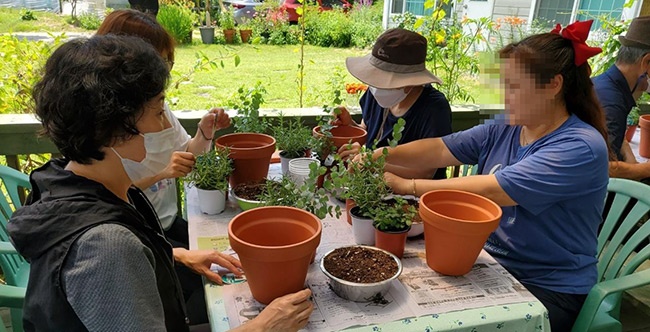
xmin=592 ymin=65 xmax=636 ymax=160
xmin=361 ymin=84 xmax=452 ymax=179
xmin=442 ymin=114 xmax=608 ymax=294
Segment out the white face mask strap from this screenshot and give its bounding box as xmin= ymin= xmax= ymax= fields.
xmin=110 ymin=147 xmax=125 ymax=160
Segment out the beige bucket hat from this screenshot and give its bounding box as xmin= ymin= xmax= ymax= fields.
xmin=346 ymin=28 xmax=442 ymax=89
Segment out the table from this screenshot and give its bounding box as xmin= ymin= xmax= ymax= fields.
xmin=186 ymin=166 xmax=551 ymax=332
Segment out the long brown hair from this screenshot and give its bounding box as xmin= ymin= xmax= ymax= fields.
xmin=97 ymin=9 xmax=175 ymax=63
xmin=499 ymin=33 xmax=613 ymax=158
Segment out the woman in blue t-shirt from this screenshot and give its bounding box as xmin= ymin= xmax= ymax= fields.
xmin=334 ymin=28 xmax=452 ymax=179
xmin=369 ymin=21 xmax=611 ymax=331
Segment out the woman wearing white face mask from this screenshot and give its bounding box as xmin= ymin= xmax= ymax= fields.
xmin=8 ymin=35 xmax=313 ymax=332
xmin=334 ymin=28 xmax=452 ymax=179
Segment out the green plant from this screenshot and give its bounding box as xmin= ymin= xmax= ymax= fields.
xmin=0 ymin=34 xmax=65 ymax=114
xmin=369 ymin=196 xmax=416 ymax=232
xmin=220 ymin=9 xmax=235 ymax=30
xmin=20 ymin=10 xmax=36 ymax=21
xmin=589 ymin=15 xmax=630 ymax=76
xmin=228 ymin=81 xmax=269 ymax=133
xmin=77 ymin=12 xmax=102 ymax=30
xmin=628 ymin=106 xmax=640 ymax=126
xmin=185 ymin=147 xmax=233 ymax=191
xmin=259 ymin=163 xmax=340 ymax=219
xmin=271 ymin=114 xmax=312 ymax=158
xmin=158 ymin=4 xmax=196 ymax=44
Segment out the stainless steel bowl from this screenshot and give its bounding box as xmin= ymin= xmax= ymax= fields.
xmin=319 ymin=245 xmax=402 ymax=302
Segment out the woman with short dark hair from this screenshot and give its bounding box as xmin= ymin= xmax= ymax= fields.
xmin=8 ymin=34 xmax=313 ymax=331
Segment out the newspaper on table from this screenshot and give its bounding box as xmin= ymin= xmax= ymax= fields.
xmin=193 ymin=205 xmax=537 ymax=332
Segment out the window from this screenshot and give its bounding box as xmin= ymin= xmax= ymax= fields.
xmin=534 ymin=0 xmax=625 ymax=30
xmin=391 ymin=0 xmax=453 ymax=17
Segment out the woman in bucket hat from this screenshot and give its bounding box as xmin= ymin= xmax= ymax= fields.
xmin=335 ymin=28 xmax=452 ymax=179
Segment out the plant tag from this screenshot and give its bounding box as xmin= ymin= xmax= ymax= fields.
xmin=221 ymin=273 xmax=247 ymax=284
xmin=324 ymin=154 xmax=335 ymax=167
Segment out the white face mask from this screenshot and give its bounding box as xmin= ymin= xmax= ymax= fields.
xmin=112 ymin=109 xmax=190 ymax=183
xmin=369 ymin=87 xmax=409 ymax=108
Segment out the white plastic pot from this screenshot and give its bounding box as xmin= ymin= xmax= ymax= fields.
xmin=288 ymin=157 xmax=319 ymax=186
xmin=197 ymin=188 xmax=226 ymax=215
xmin=350 ymin=206 xmax=375 ymax=245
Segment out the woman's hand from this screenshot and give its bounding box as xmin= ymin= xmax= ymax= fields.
xmin=173 ymin=248 xmax=242 ymax=285
xmin=161 ymin=151 xmax=195 ymax=179
xmin=198 ymin=107 xmax=231 ymax=139
xmin=384 ymin=171 xmax=411 ymax=195
xmin=338 ymin=142 xmax=361 ymax=161
xmin=332 ymin=106 xmax=353 ymax=126
xmin=243 ymin=289 xmax=314 ymax=332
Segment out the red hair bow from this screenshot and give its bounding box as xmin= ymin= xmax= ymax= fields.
xmin=551 ymin=20 xmax=602 ymax=66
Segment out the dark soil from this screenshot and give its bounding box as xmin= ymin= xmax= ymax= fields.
xmin=406 ymin=199 xmax=423 ymax=224
xmin=323 ymin=246 xmax=398 ymax=283
xmin=233 ymin=182 xmax=268 ymax=200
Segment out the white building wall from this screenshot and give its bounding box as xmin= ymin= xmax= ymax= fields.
xmin=492 ymin=0 xmax=532 ymax=20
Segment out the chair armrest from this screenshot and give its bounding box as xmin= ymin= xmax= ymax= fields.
xmin=0 ymin=241 xmax=18 ymax=254
xmin=0 ymin=284 xmax=25 ymax=309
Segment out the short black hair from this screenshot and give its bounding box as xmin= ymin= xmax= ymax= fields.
xmin=33 ymin=34 xmax=169 ymax=164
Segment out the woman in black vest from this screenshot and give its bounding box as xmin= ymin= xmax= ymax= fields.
xmin=8 ymin=35 xmax=313 ymax=331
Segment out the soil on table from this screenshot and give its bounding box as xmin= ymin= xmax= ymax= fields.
xmin=323 ymin=246 xmax=398 ymax=283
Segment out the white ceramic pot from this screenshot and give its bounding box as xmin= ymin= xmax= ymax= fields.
xmin=197 ymin=188 xmax=226 ymax=215
xmin=350 ymin=206 xmax=375 ymax=245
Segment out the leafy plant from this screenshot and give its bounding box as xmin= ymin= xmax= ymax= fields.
xmin=589 ymin=15 xmax=630 ymax=77
xmin=370 ymin=196 xmax=416 ymax=232
xmin=260 ymin=163 xmax=341 ymax=219
xmin=20 ymin=10 xmax=36 ymax=21
xmin=0 ymin=34 xmax=65 ymax=114
xmin=185 ymin=147 xmax=233 ymax=191
xmin=271 ymin=114 xmax=312 ymax=158
xmin=77 ymin=12 xmax=102 ymax=30
xmin=228 ymin=81 xmax=269 ymax=133
xmin=158 ymin=4 xmax=196 ymax=44
xmin=220 ymin=9 xmax=235 ymax=30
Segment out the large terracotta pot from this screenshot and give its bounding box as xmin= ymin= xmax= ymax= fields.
xmin=419 ymin=190 xmax=501 ymax=276
xmin=228 ymin=206 xmax=322 ymax=304
xmin=215 ymin=133 xmax=276 ymax=187
xmin=312 ymin=125 xmax=367 ymax=150
xmin=639 ymin=115 xmax=650 ymax=158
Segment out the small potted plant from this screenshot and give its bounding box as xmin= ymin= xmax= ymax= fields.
xmin=215 ymin=82 xmax=276 ymax=187
xmin=199 ymin=1 xmax=215 ymax=44
xmin=626 ymin=106 xmax=640 ymax=142
xmin=220 ymin=8 xmax=236 ymax=44
xmin=238 ymin=17 xmax=253 ymax=43
xmin=369 ymin=196 xmax=416 ymax=258
xmin=271 ymin=113 xmax=313 ymax=174
xmin=185 ymin=147 xmax=232 ymax=214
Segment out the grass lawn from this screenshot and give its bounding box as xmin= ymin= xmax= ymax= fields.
xmin=0 ymin=8 xmax=86 ymax=33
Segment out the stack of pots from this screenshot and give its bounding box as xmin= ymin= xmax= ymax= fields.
xmin=288 ymin=158 xmax=320 ymax=186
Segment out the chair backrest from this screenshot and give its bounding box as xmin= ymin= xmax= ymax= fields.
xmin=448 ymin=164 xmax=478 ymax=178
xmin=0 ymin=165 xmax=31 ymax=287
xmin=597 ymin=178 xmax=650 ymax=283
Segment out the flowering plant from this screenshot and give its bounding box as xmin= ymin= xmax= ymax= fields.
xmin=345 ymin=82 xmax=368 ymax=95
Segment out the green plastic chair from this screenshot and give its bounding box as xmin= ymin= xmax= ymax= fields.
xmin=571 ymin=178 xmax=650 ymax=332
xmin=0 ymin=165 xmax=30 ymax=332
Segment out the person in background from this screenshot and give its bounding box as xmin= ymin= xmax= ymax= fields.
xmin=95 ymin=9 xmax=231 ymax=324
xmin=365 ymin=21 xmax=609 ymax=331
xmin=7 ymin=34 xmax=313 ymax=332
xmin=593 ymin=16 xmax=650 ymax=162
xmin=128 ymin=0 xmax=159 ymax=16
xmin=334 ymin=28 xmax=452 ymax=179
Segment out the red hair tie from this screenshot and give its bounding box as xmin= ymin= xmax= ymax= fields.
xmin=551 ymin=20 xmax=602 ymax=66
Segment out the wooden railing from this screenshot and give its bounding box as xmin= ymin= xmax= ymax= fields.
xmin=0 ymin=105 xmax=494 ymax=171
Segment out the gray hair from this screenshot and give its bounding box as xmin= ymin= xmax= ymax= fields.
xmin=616 ymin=45 xmax=650 ymax=64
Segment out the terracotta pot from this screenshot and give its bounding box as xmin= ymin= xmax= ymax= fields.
xmin=223 ymin=29 xmax=236 ymax=44
xmin=215 ymin=133 xmax=276 ymax=187
xmin=625 ymin=125 xmax=637 ymax=142
xmin=312 ymin=125 xmax=367 ymax=151
xmin=419 ymin=190 xmax=501 ymax=276
xmin=639 ymin=115 xmax=650 ymax=158
xmin=239 ymin=29 xmax=252 ymax=43
xmin=345 ymin=198 xmax=356 ymax=225
xmin=228 ymin=206 xmax=322 ymax=304
xmin=374 ymin=227 xmax=409 ymax=258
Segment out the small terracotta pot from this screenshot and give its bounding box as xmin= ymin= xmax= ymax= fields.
xmin=419 ymin=190 xmax=501 ymax=276
xmin=374 ymin=227 xmax=409 ymax=258
xmin=223 ymin=29 xmax=236 ymax=44
xmin=228 ymin=206 xmax=322 ymax=304
xmin=312 ymin=125 xmax=367 ymax=150
xmin=215 ymin=133 xmax=276 ymax=187
xmin=639 ymin=115 xmax=650 ymax=158
xmin=625 ymin=125 xmax=637 ymax=142
xmin=239 ymin=29 xmax=252 ymax=43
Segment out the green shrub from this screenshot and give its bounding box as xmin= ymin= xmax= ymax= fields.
xmin=158 ymin=4 xmax=196 ymax=44
xmin=349 ymin=3 xmax=383 ymax=49
xmin=0 ymin=34 xmax=65 ymax=114
xmin=305 ymin=8 xmax=352 ymax=47
xmin=78 ymin=12 xmax=102 ymax=30
xmin=20 ymin=10 xmax=37 ymax=21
